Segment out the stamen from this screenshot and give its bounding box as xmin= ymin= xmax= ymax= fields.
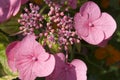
xmin=32 ymin=57 xmax=38 ymax=61
xmin=89 ymin=23 xmax=94 ymax=27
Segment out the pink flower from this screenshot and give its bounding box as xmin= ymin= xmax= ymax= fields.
xmin=6 ymin=34 xmax=55 ymax=80
xmin=46 ymin=53 xmax=87 ymax=80
xmin=74 ymin=1 xmax=117 ymax=45
xmin=0 ymin=0 xmax=28 ymax=22
xmin=68 ymin=0 xmax=77 ymax=9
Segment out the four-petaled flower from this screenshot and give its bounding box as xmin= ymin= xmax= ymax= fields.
xmin=74 ymin=1 xmax=116 ymax=45
xmin=6 ymin=34 xmax=55 ymax=80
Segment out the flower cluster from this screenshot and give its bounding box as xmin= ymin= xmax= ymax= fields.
xmin=44 ymin=0 xmax=77 ymax=9
xmin=0 ymin=0 xmax=116 ymax=80
xmin=18 ymin=3 xmax=43 ymax=35
xmin=43 ymin=0 xmax=80 ymax=50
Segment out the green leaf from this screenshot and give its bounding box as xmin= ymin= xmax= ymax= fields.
xmin=0 ymin=14 xmax=20 ymax=35
xmin=0 ymin=63 xmax=6 ymax=77
xmin=0 ymin=32 xmax=9 ymax=45
xmin=0 ymin=43 xmax=18 ymax=78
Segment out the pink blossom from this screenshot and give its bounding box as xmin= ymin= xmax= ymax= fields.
xmin=46 ymin=53 xmax=87 ymax=80
xmin=6 ymin=34 xmax=55 ymax=80
xmin=0 ymin=0 xmax=28 ymax=22
xmin=68 ymin=0 xmax=77 ymax=9
xmin=74 ymin=1 xmax=117 ymax=45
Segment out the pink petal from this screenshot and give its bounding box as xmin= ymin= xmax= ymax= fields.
xmin=6 ymin=41 xmax=19 ymax=71
xmin=56 ymin=53 xmax=66 ymax=61
xmin=56 ymin=67 xmax=77 ymax=80
xmin=46 ymin=53 xmax=87 ymax=80
xmin=80 ymin=1 xmax=101 ymax=21
xmin=93 ymin=13 xmax=117 ymax=39
xmin=15 ymin=34 xmax=36 ymax=57
xmin=33 ymin=44 xmax=55 ymax=77
xmin=0 ymin=0 xmax=10 ymax=22
xmin=33 ymin=54 xmax=55 ymax=77
xmin=16 ymin=57 xmax=31 ymax=70
xmin=52 ymin=53 xmax=66 ymax=77
xmin=19 ymin=71 xmax=36 ymax=80
xmin=15 ymin=51 xmax=37 ymax=80
xmin=71 ymin=59 xmax=87 ymax=80
xmin=11 ymin=0 xmax=21 ymax=16
xmin=18 ymin=59 xmax=37 ymax=80
xmin=81 ymin=27 xmax=105 ymax=45
xmin=46 ymin=53 xmax=66 ymax=80
xmin=74 ymin=13 xmax=89 ymax=37
xmin=0 ymin=0 xmax=21 ymax=22
xmin=35 ymin=53 xmax=63 ymax=77
xmin=34 ymin=45 xmax=49 ymax=62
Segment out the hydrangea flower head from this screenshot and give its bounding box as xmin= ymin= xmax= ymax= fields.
xmin=6 ymin=34 xmax=55 ymax=80
xmin=46 ymin=53 xmax=87 ymax=80
xmin=74 ymin=1 xmax=117 ymax=45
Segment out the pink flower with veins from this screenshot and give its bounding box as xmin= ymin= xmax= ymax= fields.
xmin=0 ymin=0 xmax=28 ymax=22
xmin=46 ymin=53 xmax=87 ymax=80
xmin=74 ymin=1 xmax=117 ymax=45
xmin=6 ymin=34 xmax=55 ymax=80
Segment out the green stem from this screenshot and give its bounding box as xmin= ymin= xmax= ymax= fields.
xmin=39 ymin=5 xmax=48 ymax=14
xmin=68 ymin=45 xmax=74 ymax=62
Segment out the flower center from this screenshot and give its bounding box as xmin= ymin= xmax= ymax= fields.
xmin=32 ymin=57 xmax=38 ymax=61
xmin=88 ymin=23 xmax=94 ymax=27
